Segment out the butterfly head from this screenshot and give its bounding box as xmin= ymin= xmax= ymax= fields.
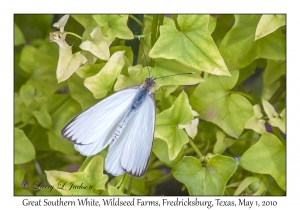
xmin=144 ymin=77 xmax=156 ymax=89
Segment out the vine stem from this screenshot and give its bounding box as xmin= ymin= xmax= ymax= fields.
xmin=146 ymin=172 xmax=173 ymax=188
xmin=65 ymin=32 xmax=82 ymax=40
xmin=129 ymin=15 xmax=144 ymax=27
xmin=119 ymin=173 xmax=130 ymax=192
xmin=189 ymin=139 xmax=203 ymax=158
xmin=269 ymin=81 xmax=286 ymax=104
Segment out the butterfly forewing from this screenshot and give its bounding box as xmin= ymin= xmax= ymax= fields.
xmin=61 ymin=87 xmax=139 ymax=148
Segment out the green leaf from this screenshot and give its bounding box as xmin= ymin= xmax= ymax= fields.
xmin=155 ymin=91 xmax=194 ymax=160
xmin=152 ymin=138 xmax=184 ymax=168
xmin=262 ymin=100 xmax=286 ymax=133
xmin=245 ymin=104 xmax=267 ymax=134
xmin=239 ymin=133 xmax=286 ymax=191
xmin=79 ymin=26 xmax=112 ymax=61
xmin=14 ymin=165 xmax=25 ymax=188
xmin=32 ymin=106 xmax=52 ymax=129
xmin=149 ymin=15 xmax=230 ymax=76
xmin=14 ymin=128 xmax=36 ymax=164
xmin=220 ymin=15 xmax=286 ymax=70
xmin=14 ymin=23 xmax=25 ymax=46
xmin=47 ymin=96 xmax=81 ymax=154
xmin=68 ymin=74 xmax=99 ymax=110
xmin=172 ymin=155 xmax=238 ymax=195
xmin=234 ymin=175 xmax=267 ymax=195
xmin=45 ymin=155 xmax=108 ymax=195
xmin=19 ymin=84 xmax=35 ymax=106
xmin=93 ymin=15 xmax=134 ymax=40
xmin=263 ymin=60 xmax=286 ymax=87
xmin=14 ymin=93 xmax=23 ymax=124
xmin=108 ymin=186 xmax=126 ymax=195
xmin=213 ymin=131 xmax=235 ymax=154
xmin=114 ymin=65 xmax=143 ymax=91
xmin=84 ymin=51 xmax=125 ymax=99
xmin=71 ymin=15 xmax=98 ymax=29
xmin=208 ymin=15 xmax=217 ymax=34
xmin=190 ymin=70 xmax=253 ymax=138
xmin=19 ymin=45 xmax=64 ymax=96
xmin=255 ymin=15 xmax=286 ymax=40
xmin=76 ymin=63 xmax=105 ymax=79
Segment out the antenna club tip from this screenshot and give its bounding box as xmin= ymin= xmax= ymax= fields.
xmin=138 ymin=36 xmax=141 ymax=40
xmin=191 ymin=72 xmax=195 ymax=74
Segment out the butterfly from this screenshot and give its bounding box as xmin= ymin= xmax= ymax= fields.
xmin=61 ymin=37 xmax=193 ymax=178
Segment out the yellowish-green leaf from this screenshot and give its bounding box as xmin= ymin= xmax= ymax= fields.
xmin=269 ymin=108 xmax=286 ymax=134
xmin=149 ymin=15 xmax=230 ymax=76
xmin=71 ymin=15 xmax=98 ymax=29
xmin=93 ymin=15 xmax=134 ymax=40
xmin=45 ymin=155 xmax=108 ymax=195
xmin=213 ymin=131 xmax=235 ymax=154
xmin=14 ymin=23 xmax=25 ymax=46
xmin=155 ymin=91 xmax=194 ymax=160
xmin=84 ymin=51 xmax=125 ymax=99
xmin=50 ymin=32 xmax=87 ymax=83
xmin=220 ymin=15 xmax=286 ymax=70
xmin=190 ymin=70 xmax=253 ymax=138
xmin=114 ymin=65 xmax=143 ymax=91
xmin=172 ymin=155 xmax=238 ymax=195
xmin=152 ymin=138 xmax=184 ymax=168
xmin=14 ymin=165 xmax=25 ymax=188
xmin=19 ymin=84 xmax=35 ymax=106
xmin=263 ymin=60 xmax=286 ymax=87
xmin=79 ymin=26 xmax=112 ymax=61
xmin=239 ymin=133 xmax=286 ymax=191
xmin=245 ymin=104 xmax=267 ymax=134
xmin=108 ymin=186 xmax=126 ymax=195
xmin=14 ymin=128 xmax=36 ymax=164
xmin=208 ymin=15 xmax=217 ymax=34
xmin=32 ymin=106 xmax=52 ymax=129
xmin=178 ymin=118 xmax=199 ymax=139
xmin=255 ymin=15 xmax=286 ymax=40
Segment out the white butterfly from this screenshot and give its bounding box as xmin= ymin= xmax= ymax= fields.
xmin=61 ymin=77 xmax=156 ymax=178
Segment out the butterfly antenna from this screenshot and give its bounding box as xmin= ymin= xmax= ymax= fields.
xmin=138 ymin=36 xmax=151 ymax=78
xmin=155 ymin=72 xmax=195 ymax=80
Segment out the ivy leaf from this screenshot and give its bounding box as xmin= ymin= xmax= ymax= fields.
xmin=45 ymin=155 xmax=108 ymax=195
xmin=68 ymin=74 xmax=99 ymax=110
xmin=190 ymin=70 xmax=253 ymax=138
xmin=52 ymin=15 xmax=69 ymax=32
xmin=263 ymin=60 xmax=286 ymax=87
xmin=19 ymin=84 xmax=35 ymax=106
xmin=71 ymin=15 xmax=98 ymax=29
xmin=208 ymin=15 xmax=217 ymax=34
xmin=245 ymin=104 xmax=267 ymax=134
xmin=47 ymin=96 xmax=81 ymax=154
xmin=80 ymin=26 xmax=112 ymax=61
xmin=239 ymin=133 xmax=286 ymax=191
xmin=76 ymin=63 xmax=104 ymax=79
xmin=50 ymin=32 xmax=87 ymax=83
xmin=220 ymin=15 xmax=286 ymax=70
xmin=14 ymin=23 xmax=25 ymax=46
xmin=14 ymin=128 xmax=36 ymax=164
xmin=149 ymin=15 xmax=230 ymax=76
xmin=84 ymin=51 xmax=125 ymax=99
xmin=234 ymin=175 xmax=268 ymax=195
xmin=255 ymin=15 xmax=286 ymax=40
xmin=14 ymin=165 xmax=25 ymax=188
xmin=93 ymin=15 xmax=134 ymax=40
xmin=172 ymin=155 xmax=238 ymax=195
xmin=262 ymin=99 xmax=285 ymax=133
xmin=114 ymin=65 xmax=143 ymax=91
xmin=108 ymin=186 xmax=126 ymax=196
xmin=155 ymin=91 xmax=193 ymax=160
xmin=19 ymin=45 xmax=64 ymax=96
xmin=213 ymin=131 xmax=235 ymax=154
xmin=32 ymin=106 xmax=52 ymax=129
xmin=152 ymin=138 xmax=184 ymax=168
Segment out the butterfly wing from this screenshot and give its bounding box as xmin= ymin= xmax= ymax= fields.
xmin=61 ymin=87 xmax=139 ymax=152
xmin=105 ymin=93 xmax=156 ymax=178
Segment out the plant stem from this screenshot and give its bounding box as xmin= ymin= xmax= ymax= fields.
xmin=119 ymin=174 xmax=129 ymax=192
xmin=228 ymin=91 xmax=254 ymax=103
xmin=156 ymin=15 xmax=164 ymax=39
xmin=189 ymin=139 xmax=203 ymax=158
xmin=148 ymin=159 xmax=164 ymax=170
xmin=172 ymin=15 xmax=180 ymax=31
xmin=146 ymin=172 xmax=173 ymax=188
xmin=65 ymin=32 xmax=82 ymax=40
xmin=129 ymin=15 xmax=144 ymax=27
xmin=269 ymin=81 xmax=286 ymax=104
xmin=151 ymin=15 xmax=159 ymax=48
